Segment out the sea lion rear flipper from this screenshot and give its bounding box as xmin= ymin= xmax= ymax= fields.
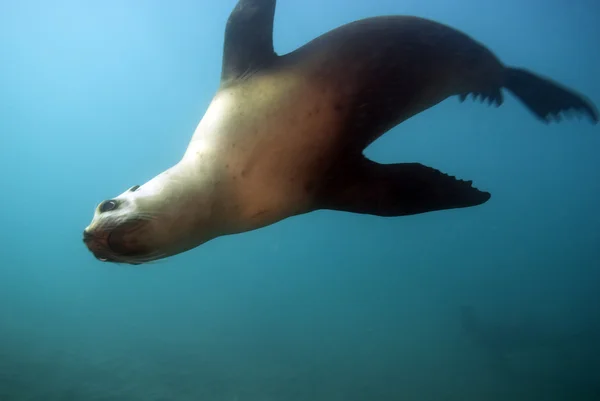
xmin=221 ymin=0 xmax=278 ymax=84
xmin=318 ymin=159 xmax=491 ymax=217
xmin=504 ymin=67 xmax=599 ymax=124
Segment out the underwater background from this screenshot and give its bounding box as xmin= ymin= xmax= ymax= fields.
xmin=1 ymin=0 xmax=599 ymax=400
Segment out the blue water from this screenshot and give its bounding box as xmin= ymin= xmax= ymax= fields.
xmin=1 ymin=0 xmax=599 ymax=400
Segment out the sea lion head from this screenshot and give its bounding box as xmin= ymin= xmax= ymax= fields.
xmin=82 ymin=167 xmax=213 ymax=265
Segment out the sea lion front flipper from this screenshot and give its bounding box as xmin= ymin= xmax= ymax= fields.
xmin=220 ymin=0 xmax=278 ymax=84
xmin=318 ymin=159 xmax=491 ymax=217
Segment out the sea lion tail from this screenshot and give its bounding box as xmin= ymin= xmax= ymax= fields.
xmin=504 ymin=67 xmax=598 ymax=124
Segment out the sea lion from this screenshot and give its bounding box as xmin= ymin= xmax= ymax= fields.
xmin=83 ymin=0 xmax=598 ymax=265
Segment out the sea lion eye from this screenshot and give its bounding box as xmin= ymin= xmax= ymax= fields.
xmin=129 ymin=185 xmax=140 ymax=192
xmin=99 ymin=200 xmax=118 ymax=213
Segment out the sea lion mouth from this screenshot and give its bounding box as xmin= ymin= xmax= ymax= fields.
xmin=83 ymin=221 xmax=145 ymax=263
xmin=106 ymin=223 xmax=146 ymax=258
xmin=104 ymin=217 xmax=163 ymax=266
xmin=83 ymin=229 xmax=115 ymax=262
xmin=85 ymin=215 xmax=163 ymax=265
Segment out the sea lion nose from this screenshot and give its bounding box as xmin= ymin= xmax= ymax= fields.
xmin=82 ymin=229 xmax=93 ymax=242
